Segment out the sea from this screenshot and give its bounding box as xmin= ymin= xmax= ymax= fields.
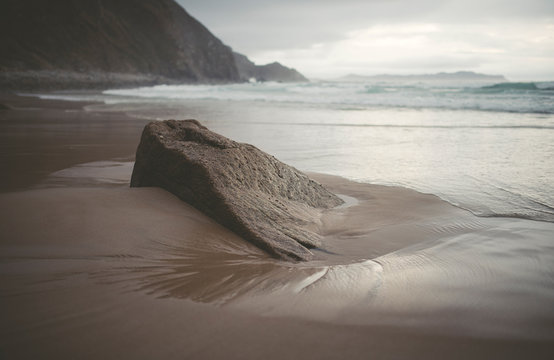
xmin=41 ymin=79 xmax=554 ymax=223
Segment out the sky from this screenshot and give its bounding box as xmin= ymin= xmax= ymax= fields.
xmin=177 ymin=0 xmax=554 ymax=80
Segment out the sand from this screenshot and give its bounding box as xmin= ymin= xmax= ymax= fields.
xmin=1 ymin=94 xmax=553 ymax=359
xmin=0 ymin=92 xmax=149 ymax=191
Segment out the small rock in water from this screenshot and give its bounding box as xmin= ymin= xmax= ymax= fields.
xmin=131 ymin=120 xmax=343 ymax=260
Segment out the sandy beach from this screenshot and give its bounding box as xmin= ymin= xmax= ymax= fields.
xmin=0 ymin=93 xmax=150 ymax=192
xmin=1 ymin=94 xmax=553 ymax=359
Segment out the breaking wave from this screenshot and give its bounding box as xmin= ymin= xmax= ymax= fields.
xmin=101 ymin=80 xmax=554 ymax=114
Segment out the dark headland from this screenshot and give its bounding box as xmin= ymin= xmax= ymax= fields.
xmin=0 ymin=0 xmax=307 ymax=90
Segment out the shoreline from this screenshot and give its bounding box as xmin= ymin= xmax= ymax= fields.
xmin=1 ymin=93 xmax=553 ymax=358
xmin=3 ymin=91 xmax=551 ymax=223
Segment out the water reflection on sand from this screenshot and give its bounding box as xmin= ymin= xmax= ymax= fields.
xmin=24 ymin=161 xmax=554 ymax=340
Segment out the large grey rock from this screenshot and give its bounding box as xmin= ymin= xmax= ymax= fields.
xmin=131 ymin=120 xmax=343 ymax=260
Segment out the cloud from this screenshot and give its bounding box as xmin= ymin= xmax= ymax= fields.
xmin=177 ymin=0 xmax=554 ymax=79
xmin=250 ymin=21 xmax=554 ymax=79
xmin=180 ymin=0 xmax=554 ymax=50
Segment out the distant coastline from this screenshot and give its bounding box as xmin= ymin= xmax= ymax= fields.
xmin=335 ymin=71 xmax=507 ymax=83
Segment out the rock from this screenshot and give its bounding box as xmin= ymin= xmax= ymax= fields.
xmin=131 ymin=120 xmax=343 ymax=260
xmin=233 ymin=52 xmax=309 ymax=83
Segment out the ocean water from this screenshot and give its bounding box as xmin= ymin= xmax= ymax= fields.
xmin=103 ymin=80 xmax=554 ymax=114
xmin=39 ymin=79 xmax=554 ymax=222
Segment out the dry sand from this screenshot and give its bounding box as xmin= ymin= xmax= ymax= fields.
xmin=1 ymin=94 xmax=553 ymax=359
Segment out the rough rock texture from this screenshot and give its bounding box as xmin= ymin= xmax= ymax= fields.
xmin=0 ymin=0 xmax=239 ymax=89
xmin=131 ymin=120 xmax=343 ymax=260
xmin=233 ymin=52 xmax=308 ymax=83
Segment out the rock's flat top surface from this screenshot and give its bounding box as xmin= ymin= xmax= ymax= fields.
xmin=131 ymin=120 xmax=343 ymax=260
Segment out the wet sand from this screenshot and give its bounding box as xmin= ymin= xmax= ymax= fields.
xmin=1 ymin=94 xmax=553 ymax=359
xmin=0 ymin=92 xmax=149 ymax=191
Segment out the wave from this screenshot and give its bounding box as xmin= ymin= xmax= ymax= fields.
xmin=101 ymin=80 xmax=554 ymax=115
xmin=34 ymin=79 xmax=554 ymax=114
xmin=478 ymin=81 xmax=554 ymax=92
xmin=480 ymin=82 xmax=539 ymax=91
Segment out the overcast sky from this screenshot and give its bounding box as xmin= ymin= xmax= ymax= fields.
xmin=177 ymin=0 xmax=554 ymax=80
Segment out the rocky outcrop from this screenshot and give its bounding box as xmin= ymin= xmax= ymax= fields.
xmin=0 ymin=0 xmax=239 ymax=89
xmin=131 ymin=120 xmax=342 ymax=260
xmin=233 ymin=52 xmax=308 ymax=83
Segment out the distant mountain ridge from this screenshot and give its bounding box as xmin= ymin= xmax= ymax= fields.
xmin=338 ymin=71 xmax=507 ymax=82
xmin=0 ymin=0 xmax=307 ymax=90
xmin=233 ymin=53 xmax=308 ymax=83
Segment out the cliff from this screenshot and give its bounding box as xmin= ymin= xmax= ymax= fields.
xmin=233 ymin=52 xmax=308 ymax=83
xmin=0 ymin=0 xmax=240 ymax=90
